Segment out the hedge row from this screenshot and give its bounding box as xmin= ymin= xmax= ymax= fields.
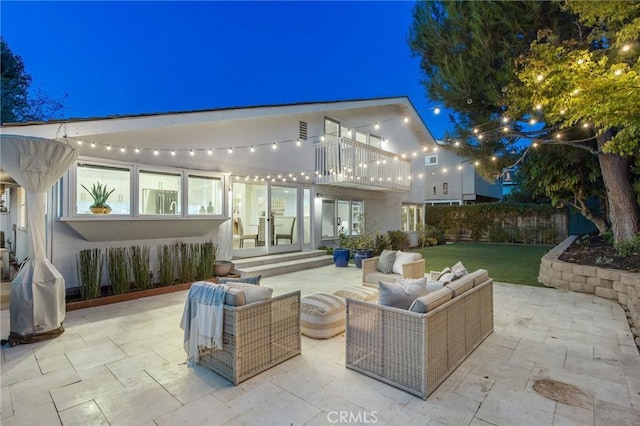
xmin=425 ymin=203 xmax=561 ymax=244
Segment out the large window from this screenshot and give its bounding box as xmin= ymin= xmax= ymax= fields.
xmin=402 ymin=204 xmax=423 ymax=232
xmin=139 ymin=171 xmax=182 ymax=215
xmin=188 ymin=175 xmax=223 ymax=215
xmin=321 ymin=198 xmax=364 ymax=240
xmin=71 ymin=160 xmax=226 ymax=218
xmin=77 ymin=163 xmax=131 ymax=215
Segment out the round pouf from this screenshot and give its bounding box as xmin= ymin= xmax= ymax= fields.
xmin=333 ymin=248 xmax=351 ymax=267
xmin=300 ymin=293 xmax=347 ymax=339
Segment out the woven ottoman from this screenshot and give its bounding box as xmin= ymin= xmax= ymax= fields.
xmin=300 ymin=293 xmax=346 ymax=339
xmin=333 ymin=286 xmax=379 ymax=302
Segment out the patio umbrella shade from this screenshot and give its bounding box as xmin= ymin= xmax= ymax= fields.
xmin=0 ymin=135 xmax=79 ymax=344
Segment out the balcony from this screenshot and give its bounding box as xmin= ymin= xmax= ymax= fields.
xmin=314 ymin=137 xmax=411 ymax=191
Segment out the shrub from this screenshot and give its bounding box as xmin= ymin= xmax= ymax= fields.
xmin=157 ymin=244 xmax=176 ymax=285
xmin=77 ymin=248 xmax=103 ymax=300
xmin=129 ymin=245 xmax=151 ymax=290
xmin=107 ymin=247 xmax=129 ymax=295
xmin=616 ymin=233 xmax=640 ymax=257
xmin=387 ymin=230 xmax=410 ymax=251
xmin=417 ymin=224 xmax=445 ymax=247
xmin=373 ymin=234 xmax=391 ymax=255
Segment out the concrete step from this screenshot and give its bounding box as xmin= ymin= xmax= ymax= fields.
xmin=232 ymin=250 xmax=329 ymax=269
xmin=234 ymin=253 xmax=334 ymax=278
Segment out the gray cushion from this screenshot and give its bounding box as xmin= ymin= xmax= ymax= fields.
xmin=409 ymin=287 xmax=452 ymax=313
xmin=376 ymin=250 xmax=396 ymax=273
xmin=378 ymin=276 xmax=427 ymax=310
xmin=227 ymin=282 xmax=272 ymax=304
xmin=224 ymin=287 xmax=247 ymax=307
xmin=219 ymin=275 xmax=262 ymax=285
xmin=470 ymin=269 xmax=489 ymax=286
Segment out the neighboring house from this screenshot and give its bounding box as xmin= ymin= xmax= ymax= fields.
xmin=1 ymin=97 xmax=438 ymax=288
xmin=423 ymin=140 xmax=502 ymax=206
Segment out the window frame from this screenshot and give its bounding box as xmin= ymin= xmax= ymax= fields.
xmin=425 ymin=155 xmax=438 ymax=166
xmin=67 ymin=157 xmax=227 ymax=219
xmin=319 ymin=197 xmax=364 ymax=241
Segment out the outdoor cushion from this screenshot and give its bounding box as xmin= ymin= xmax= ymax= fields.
xmin=333 ymin=286 xmax=379 ymax=302
xmin=301 ymin=293 xmax=346 ymax=339
xmin=226 ymin=282 xmax=273 ymax=304
xmin=451 ymin=261 xmax=468 ymax=280
xmin=446 ymin=274 xmax=474 ymax=297
xmin=223 ymin=287 xmax=247 ymax=307
xmin=364 ymin=271 xmax=400 ymax=285
xmin=376 ymin=249 xmax=396 ymax=273
xmin=392 ymin=251 xmax=421 ymax=274
xmin=471 ymin=269 xmax=489 ymax=286
xmin=378 ymin=276 xmax=427 ymax=310
xmin=219 ymin=275 xmax=262 ymax=285
xmin=436 ymin=267 xmax=451 ymax=281
xmin=408 ymin=287 xmax=453 ymax=313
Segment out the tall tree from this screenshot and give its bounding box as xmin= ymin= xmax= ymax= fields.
xmin=409 ymin=0 xmax=639 ymax=245
xmin=1 ymin=37 xmax=64 ymax=123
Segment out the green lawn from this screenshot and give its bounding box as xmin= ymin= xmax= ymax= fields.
xmin=413 ymin=242 xmax=552 ymax=287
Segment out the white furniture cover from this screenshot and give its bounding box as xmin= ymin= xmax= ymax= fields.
xmin=0 ymin=135 xmax=78 ymax=337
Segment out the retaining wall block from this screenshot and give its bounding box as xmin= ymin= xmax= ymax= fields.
xmin=598 ymin=279 xmax=614 ymax=290
xmin=595 ymin=287 xmax=618 ymax=300
xmin=621 ymin=272 xmax=640 ymax=286
xmin=563 ymin=272 xmax=586 ymax=284
xmin=569 ymin=282 xmax=596 ymax=293
xmin=596 ymin=268 xmax=621 ymax=282
xmin=572 ymin=264 xmax=597 ymax=276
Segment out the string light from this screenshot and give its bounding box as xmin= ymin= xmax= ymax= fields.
xmin=91 ymin=142 xmax=96 ymax=148
xmin=190 ymin=150 xmax=194 ymax=156
xmin=171 ymin=150 xmax=176 ymax=156
xmin=208 ymin=148 xmax=213 ymax=155
xmin=250 ymin=145 xmax=255 ymax=152
xmin=434 ymin=107 xmax=441 ymax=114
xmin=228 ymin=147 xmax=233 ymax=154
xmin=153 ymin=150 xmax=159 ymax=156
xmin=120 ymin=147 xmax=126 ymax=153
xmin=536 ymin=74 xmax=544 ymax=81
xmin=374 ymin=122 xmax=380 ymax=130
xmin=404 ymin=117 xmax=409 ymax=123
xmin=106 ymin=145 xmax=112 ymax=151
xmin=77 ymin=139 xmax=83 ymax=145
xmin=135 ymin=148 xmax=141 ymax=153
xmin=272 ymin=142 xmax=277 ymax=149
xmin=622 ymin=44 xmax=631 ymax=52
xmin=296 ymin=139 xmax=301 ymax=146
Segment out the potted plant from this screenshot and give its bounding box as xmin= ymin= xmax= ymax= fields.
xmin=81 ymin=182 xmax=116 ymax=214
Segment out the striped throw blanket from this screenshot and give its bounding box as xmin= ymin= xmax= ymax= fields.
xmin=180 ymin=281 xmax=229 ymax=366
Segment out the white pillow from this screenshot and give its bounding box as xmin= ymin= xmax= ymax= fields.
xmin=451 ymin=261 xmax=468 ymax=280
xmin=392 ymin=251 xmax=421 ymax=275
xmin=227 ymin=282 xmax=273 ymax=304
xmin=378 ymin=276 xmax=427 ymax=309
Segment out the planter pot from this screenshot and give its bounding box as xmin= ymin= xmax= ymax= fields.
xmin=90 ymin=206 xmax=111 ymax=214
xmin=214 ymin=260 xmax=234 ymax=276
xmin=333 ymin=248 xmax=351 ymax=267
xmin=353 ymin=249 xmax=374 ymax=269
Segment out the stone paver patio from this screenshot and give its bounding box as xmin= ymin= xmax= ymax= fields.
xmin=1 ymin=265 xmax=639 ymax=425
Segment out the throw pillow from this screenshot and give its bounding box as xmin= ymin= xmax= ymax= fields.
xmin=376 ymin=249 xmax=396 ymax=274
xmin=227 ymin=282 xmax=273 ymax=304
xmin=450 ymin=261 xmax=468 ymax=280
xmin=439 ymin=272 xmax=456 ymax=285
xmin=392 ymin=251 xmax=420 ymax=275
xmin=218 ymin=275 xmax=262 ymax=285
xmin=436 ymin=267 xmax=451 ymax=281
xmin=378 ymin=276 xmax=427 ymax=310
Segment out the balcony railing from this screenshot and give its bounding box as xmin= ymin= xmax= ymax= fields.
xmin=314 ymin=137 xmax=411 ymax=191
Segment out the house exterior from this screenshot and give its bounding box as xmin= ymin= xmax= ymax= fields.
xmin=423 ymin=140 xmax=503 ymax=206
xmin=1 ymin=97 xmax=439 ymax=289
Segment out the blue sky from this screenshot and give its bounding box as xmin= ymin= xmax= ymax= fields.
xmin=1 ymin=1 xmax=449 ymax=137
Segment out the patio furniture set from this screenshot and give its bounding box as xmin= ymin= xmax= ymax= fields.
xmin=182 ymin=251 xmax=493 ymax=399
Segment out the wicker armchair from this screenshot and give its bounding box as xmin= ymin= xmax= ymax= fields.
xmin=199 ymin=291 xmax=301 ymax=384
xmin=346 ymin=275 xmax=493 ymax=399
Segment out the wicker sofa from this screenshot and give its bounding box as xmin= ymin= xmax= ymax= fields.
xmin=361 ymin=253 xmax=425 ymax=288
xmin=346 ymin=270 xmax=493 ymax=399
xmin=199 ymin=290 xmax=301 ymax=385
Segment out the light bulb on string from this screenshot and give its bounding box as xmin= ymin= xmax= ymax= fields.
xmin=208 ymin=148 xmax=213 ymax=155
xmin=272 ymin=142 xmax=277 ymax=150
xmin=153 ymin=150 xmax=159 ymax=156
xmin=120 ymin=147 xmax=126 ymax=153
xmin=403 ymin=117 xmax=409 ymax=123
xmin=622 ymin=44 xmax=631 ymax=52
xmin=374 ymin=123 xmax=380 ymax=130
xmin=106 ymin=145 xmax=112 ymax=151
xmin=91 ymin=142 xmax=96 ymax=148
xmin=296 ymin=139 xmax=301 ymax=146
xmin=190 ymin=150 xmax=194 ymax=156
xmin=250 ymin=145 xmax=255 ymax=152
xmin=77 ymin=139 xmax=83 ymax=145
xmin=434 ymin=107 xmax=441 ymax=115
xmin=135 ymin=148 xmax=141 ymax=153
xmin=228 ymin=147 xmax=233 ymax=154
xmin=536 ymin=74 xmax=544 ymax=81
xmin=171 ymin=150 xmax=176 ymax=156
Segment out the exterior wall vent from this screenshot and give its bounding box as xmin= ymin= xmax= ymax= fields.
xmin=299 ymin=121 xmax=308 ymax=140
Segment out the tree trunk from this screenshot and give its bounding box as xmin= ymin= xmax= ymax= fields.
xmin=572 ymin=199 xmax=609 ymax=236
xmin=596 ymin=130 xmax=640 ymax=244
